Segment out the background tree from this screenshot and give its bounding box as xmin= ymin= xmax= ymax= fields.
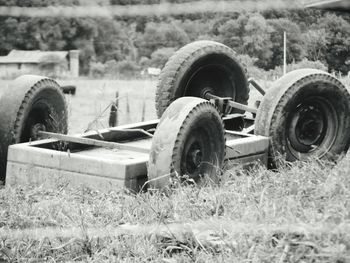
xmin=149 ymin=47 xmax=175 ymax=68
xmin=267 ymin=18 xmax=305 ymax=70
xmin=217 ymin=14 xmax=248 ymax=51
xmin=137 ymin=21 xmax=189 ymax=57
xmin=218 ymin=13 xmax=274 ymax=69
xmin=93 ymin=19 xmax=131 ymax=62
xmin=317 ymin=14 xmax=350 ymax=74
xmin=303 ymin=28 xmax=328 ymax=62
xmin=0 ymin=0 xmax=349 ymax=75
xmin=242 ymin=13 xmax=274 ymax=69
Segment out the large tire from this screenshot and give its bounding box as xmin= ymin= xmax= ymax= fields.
xmin=0 ymin=75 xmax=68 ymax=183
xmin=255 ymin=69 xmax=350 ymax=167
xmin=155 ymin=40 xmax=249 ymax=117
xmin=148 ymin=97 xmax=225 ymax=190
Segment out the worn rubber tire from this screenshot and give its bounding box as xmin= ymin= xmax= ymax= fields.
xmin=148 ymin=97 xmax=225 ymax=190
xmin=255 ymin=69 xmax=350 ymax=167
xmin=0 ymin=75 xmax=68 ymax=183
xmin=155 ymin=40 xmax=249 ymax=118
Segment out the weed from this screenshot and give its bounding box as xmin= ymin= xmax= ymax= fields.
xmin=0 ymin=78 xmax=349 ymax=261
xmin=0 ymin=157 xmax=349 ymax=262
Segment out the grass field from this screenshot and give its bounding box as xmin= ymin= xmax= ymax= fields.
xmin=0 ymin=78 xmax=349 ymax=262
xmin=58 ymin=79 xmax=158 ymax=134
xmin=59 ymin=78 xmax=265 ymax=134
xmin=1 ymin=157 xmax=349 ymax=262
xmin=0 ymin=77 xmax=280 ymax=134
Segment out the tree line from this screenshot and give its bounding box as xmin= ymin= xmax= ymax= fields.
xmin=0 ymin=0 xmax=349 ymax=76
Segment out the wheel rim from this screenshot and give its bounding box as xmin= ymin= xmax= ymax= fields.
xmin=29 ymin=123 xmax=46 ymax=140
xmin=286 ymin=96 xmax=338 ymax=158
xmin=183 ymin=63 xmax=236 ymax=101
xmin=20 ymin=100 xmax=56 ymax=142
xmin=180 ymin=128 xmax=212 ymax=180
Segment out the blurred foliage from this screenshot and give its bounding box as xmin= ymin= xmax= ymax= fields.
xmin=0 ymin=0 xmax=349 ymax=75
xmin=149 ymin=47 xmax=175 ymax=68
xmin=38 ymin=54 xmax=68 ymax=78
xmin=270 ymin=58 xmax=328 ymax=78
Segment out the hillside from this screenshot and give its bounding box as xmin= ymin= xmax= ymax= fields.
xmin=0 ymin=0 xmax=349 ymax=76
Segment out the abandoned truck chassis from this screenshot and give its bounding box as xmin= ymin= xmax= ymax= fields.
xmin=6 ymin=116 xmax=268 ymax=192
xmin=2 ymin=40 xmax=350 ymax=192
xmin=6 ymin=77 xmax=267 ymax=192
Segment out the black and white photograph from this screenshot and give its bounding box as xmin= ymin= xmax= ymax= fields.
xmin=0 ymin=0 xmax=349 ymax=262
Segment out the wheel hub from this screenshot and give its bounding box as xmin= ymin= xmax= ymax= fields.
xmin=288 ymin=103 xmax=326 ymax=152
xmin=186 ymin=142 xmax=203 ymax=173
xmin=30 ymin=123 xmax=46 ymax=140
xmin=200 ymin=87 xmax=214 ymax=99
xmin=191 ymin=149 xmax=202 ymax=167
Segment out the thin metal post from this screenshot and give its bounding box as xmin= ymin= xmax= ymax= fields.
xmin=283 ymin=31 xmax=287 ymax=75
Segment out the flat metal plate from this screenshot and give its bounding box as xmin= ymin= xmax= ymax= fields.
xmin=6 ymin=120 xmax=269 ymax=192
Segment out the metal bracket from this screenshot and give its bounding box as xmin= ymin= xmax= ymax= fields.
xmin=205 ymin=93 xmax=257 ymax=115
xmin=248 ymin=78 xmax=265 ymax=95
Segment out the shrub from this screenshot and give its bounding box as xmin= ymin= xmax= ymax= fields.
xmin=39 ymin=54 xmax=68 ymax=78
xmin=115 ymin=60 xmax=140 ymax=78
xmin=89 ymin=62 xmax=106 ymax=78
xmin=270 ymin=59 xmax=328 ymax=78
xmin=104 ymin=59 xmax=118 ymax=77
xmin=289 ymin=58 xmax=328 ymax=71
xmin=236 ymin=54 xmax=266 ymax=79
xmin=139 ymin=56 xmax=151 ymax=68
xmin=149 ymin=48 xmax=176 ymax=69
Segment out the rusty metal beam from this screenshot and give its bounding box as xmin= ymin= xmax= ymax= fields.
xmin=39 ymin=131 xmax=149 ymax=153
xmin=248 ymin=78 xmax=265 ymax=96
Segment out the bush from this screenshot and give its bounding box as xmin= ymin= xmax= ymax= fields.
xmin=115 ymin=60 xmax=140 ymax=78
xmin=149 ymin=48 xmax=175 ymax=69
xmin=104 ymin=59 xmax=118 ymax=77
xmin=89 ymin=60 xmax=141 ymax=79
xmin=270 ymin=59 xmax=328 ymax=78
xmin=236 ymin=54 xmax=266 ymax=79
xmin=89 ymin=62 xmax=106 ymax=78
xmin=38 ymin=54 xmax=68 ymax=78
xmin=139 ymin=56 xmax=151 ymax=68
xmin=289 ymin=59 xmax=328 ymax=71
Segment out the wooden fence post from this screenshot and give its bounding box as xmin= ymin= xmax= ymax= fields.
xmin=109 ymin=91 xmax=119 ymax=127
xmin=141 ymin=98 xmax=146 ymax=122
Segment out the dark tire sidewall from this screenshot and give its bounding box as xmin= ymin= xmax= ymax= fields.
xmin=17 ymin=86 xmax=68 ymax=143
xmin=148 ymin=97 xmax=226 ymax=190
xmin=256 ymin=70 xmax=350 ymax=166
xmin=156 ymin=41 xmax=249 ymax=118
xmin=173 ymin=54 xmax=240 ymax=100
xmin=173 ymin=107 xmax=225 ymax=184
xmin=0 ymin=75 xmax=68 ymax=183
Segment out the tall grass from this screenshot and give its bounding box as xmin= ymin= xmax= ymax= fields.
xmin=1 ymin=157 xmax=349 ymax=262
xmin=0 ymin=78 xmax=350 ymax=261
xmin=59 ymin=78 xmax=269 ymax=134
xmin=57 ymin=79 xmax=157 ymax=134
